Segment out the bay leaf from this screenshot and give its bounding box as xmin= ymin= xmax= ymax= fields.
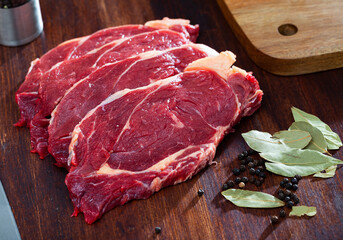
xmin=242 ymin=130 xmax=290 ymax=153
xmin=289 ymin=206 xmax=317 ymax=217
xmin=313 ymin=165 xmax=337 ymax=178
xmin=261 ymin=148 xmax=343 ymax=177
xmin=273 ymin=130 xmax=311 ymax=149
xmin=221 ymin=189 xmax=285 ymax=208
xmin=291 ymin=107 xmax=342 ymax=150
xmin=289 ymin=121 xmax=328 ymax=153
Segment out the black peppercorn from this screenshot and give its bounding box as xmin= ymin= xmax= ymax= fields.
xmin=285 ymin=182 xmax=293 ymax=190
xmin=259 ymin=172 xmax=266 ymax=178
xmin=249 ymin=177 xmax=256 ymax=183
xmin=197 ymin=189 xmax=204 ymax=196
xmin=284 ymin=190 xmax=291 ymax=196
xmin=222 ymin=183 xmax=229 ymax=191
xmin=253 ymin=160 xmax=259 ymax=166
xmin=284 ymin=196 xmax=291 ymax=202
xmin=259 ymin=177 xmax=265 ymax=183
xmin=249 ymin=168 xmax=256 ymax=175
xmin=283 ymin=178 xmax=289 ymax=183
xmin=155 ymin=227 xmax=162 ymax=234
xmin=280 ymin=180 xmax=286 ymax=188
xmin=292 ymin=184 xmax=298 ymax=191
xmin=248 ymin=149 xmax=257 ymax=155
xmin=257 ymin=166 xmax=264 ymax=171
xmin=286 ymin=201 xmax=294 ymax=208
xmin=293 ymin=196 xmax=300 ymax=204
xmin=247 ymin=162 xmax=255 ymax=168
xmin=238 ymin=153 xmax=245 ymax=160
xmin=239 ymin=165 xmax=246 ymax=172
xmin=278 ymin=192 xmax=285 ymax=200
xmin=246 ymin=156 xmax=253 ymax=163
xmin=240 ymin=159 xmax=247 ymax=165
xmin=233 ymin=168 xmax=240 ymax=176
xmin=279 ymin=209 xmax=286 ymax=218
xmin=255 ymin=169 xmax=261 ymax=175
xmin=235 ymin=177 xmax=241 ymax=184
xmin=295 ymin=174 xmax=302 ymax=181
xmin=291 ymin=177 xmax=298 ymax=184
xmin=242 ymin=177 xmax=249 ymax=183
xmin=271 ymin=216 xmax=279 ymax=224
xmin=255 ymin=180 xmax=261 ymax=186
xmin=227 ymin=180 xmax=235 ymax=188
xmin=242 ymin=150 xmax=248 ymax=157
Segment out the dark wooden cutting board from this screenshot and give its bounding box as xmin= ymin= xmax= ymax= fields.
xmin=0 ymin=0 xmax=342 ymax=239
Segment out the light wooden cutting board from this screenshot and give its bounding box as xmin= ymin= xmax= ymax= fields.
xmin=217 ymin=0 xmax=343 ymax=75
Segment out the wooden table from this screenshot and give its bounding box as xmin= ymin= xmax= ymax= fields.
xmin=1 ymin=0 xmax=342 ymax=239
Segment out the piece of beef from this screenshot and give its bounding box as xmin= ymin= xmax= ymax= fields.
xmin=29 ymin=28 xmax=195 ymax=158
xmin=65 ymin=52 xmax=263 ymax=224
xmin=48 ymin=44 xmax=218 ymax=168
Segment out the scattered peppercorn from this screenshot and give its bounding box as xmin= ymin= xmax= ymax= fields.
xmin=239 ymin=182 xmax=245 ymax=188
xmin=222 ymin=183 xmax=229 ymax=191
xmin=242 ymin=150 xmax=248 ymax=157
xmin=235 ymin=177 xmax=242 ymax=184
xmin=295 ymin=174 xmax=302 ymax=181
xmin=271 ymin=216 xmax=279 ymax=224
xmin=246 ymin=156 xmax=253 ymax=163
xmin=255 ymin=169 xmax=261 ymax=175
xmin=240 ymin=159 xmax=247 ymax=165
xmin=278 ymin=192 xmax=285 ymax=200
xmin=280 ymin=180 xmax=286 ymax=188
xmin=284 ymin=196 xmax=291 ymax=202
xmin=283 ymin=178 xmax=289 ymax=183
xmin=238 ymin=153 xmax=245 ymax=160
xmin=285 ymin=182 xmax=293 ymax=190
xmin=293 ymin=196 xmax=300 ymax=204
xmin=253 ymin=160 xmax=259 ymax=166
xmin=249 ymin=168 xmax=256 ymax=175
xmin=284 ymin=190 xmax=291 ymax=196
xmin=247 ymin=162 xmax=255 ymax=168
xmin=289 ymin=192 xmax=295 ymax=199
xmin=286 ymin=201 xmax=294 ymax=208
xmin=292 ymin=184 xmax=298 ymax=191
xmin=242 ymin=177 xmax=249 ymax=183
xmin=258 ymin=177 xmax=264 ymax=183
xmin=248 ymin=149 xmax=257 ymax=155
xmin=257 ymin=166 xmax=264 ymax=171
xmin=239 ymin=165 xmax=246 ymax=172
xmin=259 ymin=172 xmax=266 ymax=178
xmin=255 ymin=180 xmax=261 ymax=186
xmin=249 ymin=177 xmax=256 ymax=183
xmin=227 ymin=180 xmax=235 ymax=188
xmin=278 ymin=189 xmax=284 ymax=195
xmin=197 ymin=189 xmax=204 ymax=196
xmin=233 ymin=168 xmax=240 ymax=176
xmin=279 ymin=209 xmax=286 ymax=218
xmin=155 ymin=227 xmax=162 ymax=234
xmin=291 ymin=177 xmax=298 ymax=184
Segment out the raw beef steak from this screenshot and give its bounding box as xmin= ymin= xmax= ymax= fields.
xmin=65 ymin=52 xmax=263 ymax=224
xmin=25 ymin=20 xmax=199 ymax=158
xmin=48 ymin=44 xmax=218 ymax=168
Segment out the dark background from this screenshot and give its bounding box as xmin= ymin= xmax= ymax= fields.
xmin=0 ymin=0 xmax=342 ymax=239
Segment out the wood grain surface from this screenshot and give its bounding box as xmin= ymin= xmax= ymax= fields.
xmin=0 ymin=0 xmax=343 ymax=239
xmin=217 ymin=0 xmax=343 ymax=76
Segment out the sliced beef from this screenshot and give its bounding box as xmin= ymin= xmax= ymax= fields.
xmin=29 ymin=27 xmax=197 ymax=158
xmin=15 ymin=17 xmax=198 ymax=128
xmin=48 ymin=44 xmax=218 ymax=168
xmin=65 ymin=52 xmax=263 ymax=224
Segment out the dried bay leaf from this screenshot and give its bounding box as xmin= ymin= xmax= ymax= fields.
xmin=261 ymin=148 xmax=343 ymax=177
xmin=289 ymin=206 xmax=317 ymax=217
xmin=289 ymin=121 xmax=328 ymax=153
xmin=273 ymin=130 xmax=311 ymax=149
xmin=242 ymin=130 xmax=290 ymax=153
xmin=221 ymin=189 xmax=285 ymax=208
xmin=291 ymin=107 xmax=342 ymax=150
xmin=313 ymin=165 xmax=337 ymax=178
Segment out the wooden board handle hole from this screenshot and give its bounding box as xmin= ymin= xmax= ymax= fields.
xmin=278 ymin=24 xmax=298 ymax=36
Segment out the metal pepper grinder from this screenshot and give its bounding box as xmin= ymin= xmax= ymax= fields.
xmin=0 ymin=0 xmax=43 ymax=46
